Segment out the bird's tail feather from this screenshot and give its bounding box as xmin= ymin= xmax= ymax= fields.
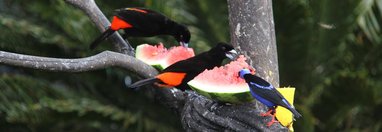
xmin=281 ymin=99 xmax=302 ymax=119
xmin=289 ymin=107 xmax=302 ymax=119
xmin=89 ymin=28 xmax=115 ymax=50
xmin=128 ymin=78 xmax=160 ymax=89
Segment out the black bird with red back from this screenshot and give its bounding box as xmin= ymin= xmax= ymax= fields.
xmin=90 ymin=8 xmax=191 ymax=49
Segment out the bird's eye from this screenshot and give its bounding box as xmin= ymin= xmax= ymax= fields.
xmin=221 ymin=46 xmax=226 ymax=50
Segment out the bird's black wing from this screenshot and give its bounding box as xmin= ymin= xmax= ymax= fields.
xmin=162 ymin=52 xmax=216 ymax=73
xmin=246 ymin=75 xmax=302 ymax=118
xmin=162 ymin=58 xmax=204 ymax=77
xmin=245 ymin=75 xmax=292 ymax=109
xmin=162 ymin=51 xmax=222 ymax=86
xmin=114 ymin=8 xmax=168 ymax=35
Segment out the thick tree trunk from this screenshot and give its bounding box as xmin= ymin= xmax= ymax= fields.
xmin=227 ymin=0 xmax=279 ymax=87
xmin=225 ymin=1 xmax=286 ymax=131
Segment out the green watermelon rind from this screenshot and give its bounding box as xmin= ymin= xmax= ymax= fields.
xmin=151 ymin=64 xmax=165 ymax=70
xmin=188 ymin=84 xmax=254 ymax=104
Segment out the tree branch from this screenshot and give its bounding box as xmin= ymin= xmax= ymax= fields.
xmin=0 ymin=51 xmax=155 ymax=78
xmin=0 ymin=50 xmax=186 ymax=110
xmin=65 ymin=0 xmax=134 ymax=55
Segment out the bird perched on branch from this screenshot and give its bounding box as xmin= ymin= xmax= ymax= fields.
xmin=238 ymin=69 xmax=302 ymax=127
xmin=90 ymin=7 xmax=190 ymax=49
xmin=129 ymin=42 xmax=238 ymax=91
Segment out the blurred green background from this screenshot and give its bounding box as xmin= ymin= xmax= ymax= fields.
xmin=0 ymin=0 xmax=381 ymax=131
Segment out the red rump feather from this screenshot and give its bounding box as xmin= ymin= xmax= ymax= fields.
xmin=110 ymin=16 xmax=133 ymax=30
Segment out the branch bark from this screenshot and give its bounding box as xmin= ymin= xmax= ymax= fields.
xmin=0 ymin=51 xmax=155 ymax=78
xmin=65 ymin=0 xmax=134 ymax=55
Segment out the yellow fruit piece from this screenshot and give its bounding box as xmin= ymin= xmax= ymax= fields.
xmin=275 ymin=87 xmax=296 ymax=132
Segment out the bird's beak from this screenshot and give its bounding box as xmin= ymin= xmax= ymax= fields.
xmin=180 ymin=41 xmax=188 ymax=48
xmin=225 ymin=49 xmax=238 ymax=60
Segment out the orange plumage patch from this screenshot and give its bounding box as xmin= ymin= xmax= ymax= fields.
xmin=156 ymin=72 xmax=186 ymax=86
xmin=110 ymin=16 xmax=133 ymax=30
xmin=126 ymin=8 xmax=148 ymax=13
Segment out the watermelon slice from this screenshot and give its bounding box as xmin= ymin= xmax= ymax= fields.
xmin=135 ymin=43 xmax=195 ymax=69
xmin=188 ymin=55 xmax=254 ymax=104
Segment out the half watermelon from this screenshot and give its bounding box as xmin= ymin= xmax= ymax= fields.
xmin=135 ymin=43 xmax=195 ymax=69
xmin=188 ymin=55 xmax=254 ymax=104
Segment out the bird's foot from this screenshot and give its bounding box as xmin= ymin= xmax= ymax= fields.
xmin=260 ymin=109 xmax=274 ymax=117
xmin=266 ymin=114 xmax=279 ymax=127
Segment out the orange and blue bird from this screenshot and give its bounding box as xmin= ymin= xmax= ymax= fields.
xmin=239 ymin=69 xmax=302 ymax=127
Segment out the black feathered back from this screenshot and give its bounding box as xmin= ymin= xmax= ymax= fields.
xmin=162 ymin=43 xmax=234 ymax=90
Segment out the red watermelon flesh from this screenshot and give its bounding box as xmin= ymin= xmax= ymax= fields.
xmin=162 ymin=46 xmax=195 ymax=68
xmin=136 ymin=43 xmax=194 ymax=69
